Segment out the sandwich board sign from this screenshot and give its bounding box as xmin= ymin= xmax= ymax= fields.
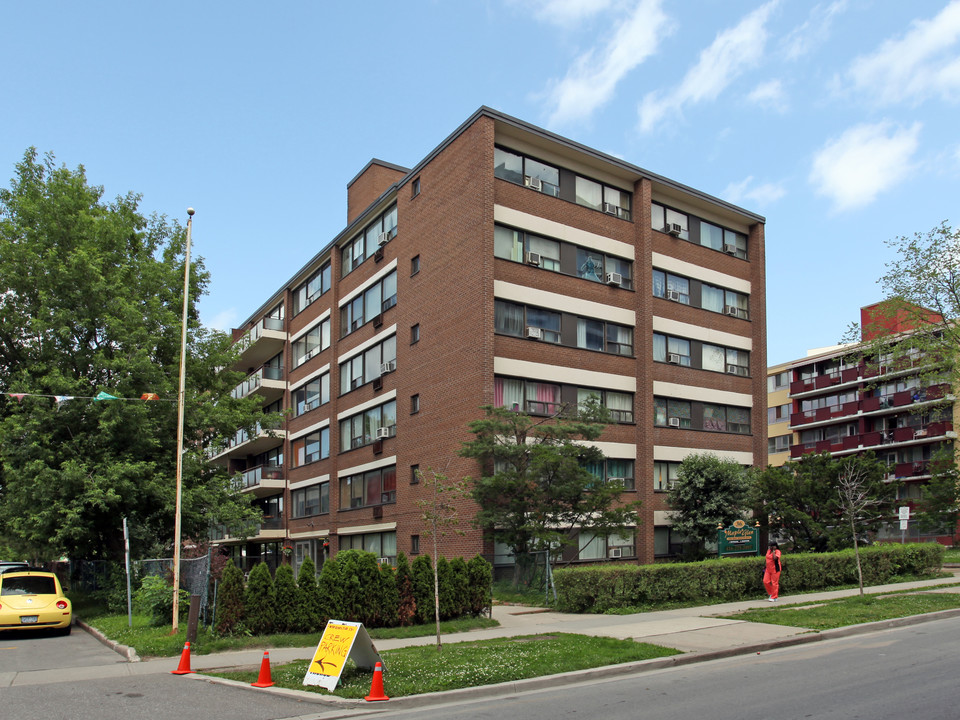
xmin=303 ymin=620 xmax=383 ymax=691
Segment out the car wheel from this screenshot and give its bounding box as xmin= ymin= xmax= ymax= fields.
xmin=58 ymin=624 xmax=72 ymax=636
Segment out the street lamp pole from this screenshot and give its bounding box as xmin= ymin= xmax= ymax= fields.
xmin=172 ymin=207 xmax=195 ymax=633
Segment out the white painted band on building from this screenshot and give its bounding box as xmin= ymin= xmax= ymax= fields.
xmin=494 ymin=205 xmax=634 ymax=260
xmin=337 ymin=455 xmax=397 ymax=479
xmin=653 ymin=445 xmax=754 ymax=465
xmin=289 ymin=473 xmax=331 ymax=491
xmin=290 ymin=308 xmax=331 ymax=343
xmin=288 ymin=530 xmax=330 ymax=540
xmin=652 ymin=316 xmax=752 ymax=350
xmin=289 ymin=364 xmax=331 ymax=392
xmin=495 ymin=281 xmax=635 ymax=326
xmin=495 ymin=357 xmax=636 ymax=393
xmin=336 ymin=390 xmax=397 ymax=421
xmin=653 ymin=380 xmax=752 ymax=406
xmin=652 ymin=252 xmax=751 ymax=294
xmin=338 ymin=522 xmax=397 ymax=535
xmin=338 ymin=259 xmax=398 ymax=308
xmin=337 ymin=325 xmax=398 ymax=364
xmin=288 ymin=418 xmax=331 ymax=441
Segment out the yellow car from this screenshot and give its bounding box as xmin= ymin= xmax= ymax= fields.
xmin=0 ymin=569 xmax=72 ymax=635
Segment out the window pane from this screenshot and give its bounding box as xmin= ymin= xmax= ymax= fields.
xmin=495 ymin=300 xmax=524 ymax=336
xmin=527 ymin=234 xmax=560 ymax=270
xmin=575 ymin=176 xmax=602 ymax=210
xmin=495 ymin=377 xmax=523 ymax=409
xmin=652 ymin=270 xmax=666 ymax=297
xmin=578 ymin=318 xmax=604 ymax=351
xmin=494 ymin=225 xmax=523 ymax=262
xmin=524 ymin=158 xmax=559 ymax=196
xmin=577 ymin=248 xmax=604 ymax=282
xmin=653 ymin=333 xmax=666 ymax=362
xmin=703 ymin=404 xmax=727 ymax=432
xmin=703 ymin=344 xmax=726 ymax=372
xmin=702 ymin=284 xmax=724 ymax=313
xmin=700 ymin=222 xmax=723 ymax=250
xmin=494 ymin=147 xmax=523 ymax=184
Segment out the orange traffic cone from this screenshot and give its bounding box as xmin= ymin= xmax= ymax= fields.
xmin=171 ymin=641 xmax=193 ymax=675
xmin=251 ymin=650 xmax=274 ymax=688
xmin=364 ymin=661 xmax=389 ymax=702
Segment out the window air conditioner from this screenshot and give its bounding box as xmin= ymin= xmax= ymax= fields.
xmin=667 ymin=353 xmax=681 ymax=364
xmin=607 ymin=477 xmax=625 ymax=485
xmin=608 ymin=547 xmax=622 ymax=558
xmin=724 ymin=244 xmax=738 ymax=255
xmin=724 ymin=306 xmax=739 ymax=317
xmin=526 ymin=251 xmax=541 ymax=266
xmin=668 ymin=417 xmax=681 ymax=427
xmin=603 ymin=202 xmax=618 ymax=215
xmin=665 ymin=223 xmax=683 ymax=237
xmin=376 ymin=426 xmax=394 ymax=440
xmin=526 ymin=326 xmax=543 ymax=340
xmin=666 ymin=290 xmax=682 ymax=302
xmin=377 ymin=557 xmax=391 ymax=565
xmin=377 ymin=231 xmax=390 ymax=246
xmin=524 ymin=176 xmax=543 ymax=191
xmin=380 ymin=360 xmax=396 ymax=374
xmin=372 ymin=313 xmax=383 ymax=328
xmin=726 ymin=364 xmax=743 ymax=375
xmin=605 ymin=272 xmax=622 ymax=286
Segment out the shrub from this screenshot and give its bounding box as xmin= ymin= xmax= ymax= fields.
xmin=317 ymin=556 xmax=342 ymax=624
xmin=378 ymin=561 xmax=400 ymax=628
xmin=412 ymin=554 xmax=435 ymax=625
xmin=215 ymin=559 xmax=245 ymax=635
xmin=395 ymin=552 xmax=417 ymax=626
xmin=466 ymin=555 xmax=493 ymax=615
xmin=295 ymin=556 xmax=322 ymax=632
xmin=244 ymin=562 xmax=276 ymax=635
xmin=134 ymin=574 xmax=189 ymax=627
xmin=273 ymin=564 xmax=298 ymax=633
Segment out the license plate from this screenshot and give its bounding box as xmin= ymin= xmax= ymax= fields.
xmin=20 ymin=616 xmax=38 ymax=624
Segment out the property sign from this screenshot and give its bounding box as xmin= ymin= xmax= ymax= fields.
xmin=717 ymin=519 xmax=760 ymax=557
xmin=303 ymin=620 xmax=383 ymax=691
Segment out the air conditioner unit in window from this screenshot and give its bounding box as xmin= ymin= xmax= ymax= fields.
xmin=724 ymin=306 xmax=740 ymax=317
xmin=665 ymin=223 xmax=683 ymax=237
xmin=608 ymin=547 xmax=622 ymax=558
xmin=380 ymin=360 xmax=396 ymax=374
xmin=666 ymin=290 xmax=682 ymax=302
xmin=377 ymin=557 xmax=391 ymax=565
xmin=727 ymin=364 xmax=747 ymax=375
xmin=668 ymin=417 xmax=681 ymax=427
xmin=526 ymin=251 xmax=541 ymax=266
xmin=526 ymin=326 xmax=543 ymax=340
xmin=372 ymin=313 xmax=383 ymax=328
xmin=607 ymin=477 xmax=625 ymax=485
xmin=724 ymin=244 xmax=738 ymax=255
xmin=377 ymin=231 xmax=390 ymax=246
xmin=667 ymin=353 xmax=681 ymax=364
xmin=603 ymin=202 xmax=618 ymax=215
xmin=524 ymin=176 xmax=542 ymax=191
xmin=605 ymin=272 xmax=622 ymax=286
xmin=376 ymin=426 xmax=394 ymax=440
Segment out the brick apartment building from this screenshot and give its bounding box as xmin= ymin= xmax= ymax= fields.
xmin=767 ymin=303 xmax=958 ymax=542
xmin=210 ymin=107 xmax=768 ymax=573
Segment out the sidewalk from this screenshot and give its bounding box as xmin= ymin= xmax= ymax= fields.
xmin=12 ymin=570 xmax=960 ymax=700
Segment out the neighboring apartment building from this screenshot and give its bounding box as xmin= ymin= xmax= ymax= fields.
xmin=771 ymin=304 xmax=958 ymax=542
xmin=766 ymin=360 xmax=794 ymax=466
xmin=209 ymin=107 xmax=767 ymax=574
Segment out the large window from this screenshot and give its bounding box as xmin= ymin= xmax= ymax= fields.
xmin=767 ymin=371 xmax=790 ymax=392
xmin=292 ymin=482 xmax=329 ymax=518
xmin=584 ymin=458 xmax=636 ymax=491
xmin=655 ymin=397 xmax=750 ymax=434
xmin=292 ymin=319 xmax=330 ymax=368
xmin=653 ymin=461 xmax=680 ymax=491
xmin=339 ymin=335 xmax=397 ymax=395
xmin=495 ymin=299 xmax=632 ymax=355
xmin=291 ymin=428 xmax=330 ymax=467
xmin=292 ymin=262 xmax=332 ymax=316
xmin=654 ymin=398 xmax=692 ymax=429
xmin=339 ymin=400 xmax=397 ymax=451
xmin=293 ymin=373 xmax=330 ymax=416
xmin=340 ymin=530 xmax=397 ymax=562
xmin=577 ymin=388 xmax=634 ymax=423
xmin=768 ymin=435 xmax=792 ymax=454
xmin=494 ymin=147 xmax=559 ymax=196
xmin=653 ymin=333 xmax=691 ymax=366
xmin=577 ymin=318 xmax=633 ymax=355
xmin=341 ymin=204 xmax=398 ymax=277
xmin=339 ymin=466 xmax=397 ymax=509
xmin=654 ymin=269 xmax=749 ymax=319
xmin=340 ymin=271 xmax=398 ymax=338
xmin=656 ymin=335 xmax=750 ymax=376
xmin=496 ymin=377 xmax=562 ymax=416
xmin=652 ymin=203 xmax=748 ymax=259
xmin=651 ymin=270 xmax=690 ymax=304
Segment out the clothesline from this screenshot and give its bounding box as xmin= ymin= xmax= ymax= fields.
xmin=5 ymin=391 xmax=173 ymax=405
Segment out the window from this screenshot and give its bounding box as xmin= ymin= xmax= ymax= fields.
xmin=291 ymin=428 xmax=330 ymax=467
xmin=654 ymin=268 xmax=749 ymax=318
xmin=292 ymin=262 xmax=332 ymax=316
xmin=768 ymin=403 xmax=791 ymax=424
xmin=339 ymin=466 xmax=397 ymax=509
xmin=292 ymin=482 xmax=329 ymax=518
xmin=577 ymin=318 xmax=633 ymax=355
xmin=339 ymin=530 xmax=397 ymax=562
xmin=652 ymin=270 xmax=690 ymax=304
xmin=410 ymin=394 xmax=420 ymax=414
xmin=654 ymin=397 xmax=692 ymax=428
xmin=340 ymin=271 xmax=397 ymax=338
xmin=585 ymin=458 xmax=635 ymax=491
xmin=339 ymin=400 xmax=397 ymax=451
xmin=411 ymin=464 xmax=420 ymax=484
xmin=495 ymin=377 xmax=561 ymax=416
xmin=577 ymin=388 xmax=634 ymax=423
xmin=495 ymin=301 xmax=560 ymax=343
xmin=724 ymin=289 xmax=749 ymax=319
xmin=651 ymin=203 xmax=689 ymax=240
xmin=768 ymin=435 xmax=792 ymax=454
xmin=493 ymin=148 xmax=560 ymax=197
xmin=767 ymin=371 xmax=790 ymax=392
xmin=410 ymin=535 xmax=420 ymax=555
xmin=654 ymin=461 xmax=680 ymax=491
xmin=653 ymin=333 xmax=691 ymax=366
xmin=410 ymin=323 xmax=420 ymax=344
xmin=294 ymin=373 xmax=330 ymax=416
xmin=411 ymin=177 xmax=421 ymax=198
xmin=292 ymin=318 xmax=331 ymax=368
xmin=578 ymin=531 xmax=606 ymax=560
xmin=339 ymin=335 xmax=397 ymax=395
xmin=411 ymin=255 xmax=420 ymax=276
xmin=341 ymin=204 xmax=398 ymax=277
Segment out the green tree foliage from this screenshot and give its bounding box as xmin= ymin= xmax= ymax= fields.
xmin=243 ymin=562 xmax=275 ymax=635
xmin=411 ymin=554 xmax=435 ymax=625
xmin=394 ymin=552 xmax=417 ymax=626
xmin=448 ymin=557 xmax=470 ymax=618
xmin=134 ymin=574 xmax=190 ymax=627
xmin=378 ymin=561 xmax=400 ymax=628
xmin=460 ymin=403 xmax=641 ymax=563
xmin=294 ymin=556 xmax=322 ymax=632
xmin=214 ymin=559 xmax=245 ymax=636
xmin=317 ymin=555 xmax=342 ymax=625
xmin=669 ymin=453 xmax=750 ymax=558
xmin=466 ymin=555 xmax=493 ymax=616
xmin=0 ymin=149 xmax=269 ymax=561
xmin=272 ymin=564 xmax=298 ymax=633
xmin=752 ymin=453 xmax=898 ymax=552
xmin=915 ymin=446 xmax=960 ymax=545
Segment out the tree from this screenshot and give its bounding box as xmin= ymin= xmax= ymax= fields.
xmin=294 ymin=556 xmax=323 ymax=632
xmin=214 ymin=559 xmax=245 ymax=636
xmin=752 ymin=453 xmax=897 ymax=552
xmin=914 ymin=445 xmax=960 ymax=545
xmin=460 ymin=403 xmax=641 ymax=571
xmin=272 ymin=563 xmax=298 ymax=633
xmin=837 ymin=458 xmax=888 ymax=595
xmin=0 ymin=149 xmax=269 ymax=562
xmin=243 ymin=562 xmax=275 ymax=635
xmin=668 ymin=453 xmax=750 ymax=559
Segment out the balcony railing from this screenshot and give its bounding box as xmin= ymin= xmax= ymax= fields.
xmin=240 ymin=464 xmax=284 ymax=490
xmin=231 ymin=366 xmax=284 ymax=400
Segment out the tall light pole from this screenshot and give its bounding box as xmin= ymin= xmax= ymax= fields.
xmin=172 ymin=207 xmax=195 ymax=633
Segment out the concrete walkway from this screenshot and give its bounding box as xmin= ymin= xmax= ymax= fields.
xmin=8 ymin=571 xmax=960 ymax=704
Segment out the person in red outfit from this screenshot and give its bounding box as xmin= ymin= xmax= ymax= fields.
xmin=763 ymin=541 xmax=782 ymax=601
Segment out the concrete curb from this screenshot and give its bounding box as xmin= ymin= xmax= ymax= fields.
xmin=185 ymin=607 xmax=960 ymax=711
xmin=76 ymin=618 xmax=140 ymax=663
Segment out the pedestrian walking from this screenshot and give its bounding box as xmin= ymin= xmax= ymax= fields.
xmin=764 ymin=541 xmax=782 ymax=601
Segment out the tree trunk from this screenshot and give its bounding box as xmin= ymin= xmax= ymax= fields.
xmin=433 ymin=534 xmax=441 ymax=651
xmin=850 ymin=517 xmax=864 ymax=596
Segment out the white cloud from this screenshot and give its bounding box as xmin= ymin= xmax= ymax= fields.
xmin=846 ymin=0 xmax=960 ymax=105
xmin=543 ymin=0 xmax=671 ymax=127
xmin=746 ymin=79 xmax=787 ymax=111
xmin=638 ymin=1 xmax=778 ymax=133
xmin=781 ymin=1 xmax=848 ymax=61
xmin=722 ymin=176 xmax=786 ymax=208
xmin=809 ymin=121 xmax=921 ymax=212
xmin=527 ymin=0 xmax=616 ymax=26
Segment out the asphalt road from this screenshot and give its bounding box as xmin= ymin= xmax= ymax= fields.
xmin=0 ymin=624 xmax=123 ymax=674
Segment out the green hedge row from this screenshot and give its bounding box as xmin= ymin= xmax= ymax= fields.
xmin=552 ymin=543 xmax=945 ymax=613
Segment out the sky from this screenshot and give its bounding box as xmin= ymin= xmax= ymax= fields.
xmin=1 ymin=0 xmax=958 ymax=366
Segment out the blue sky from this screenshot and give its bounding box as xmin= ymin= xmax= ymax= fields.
xmin=2 ymin=1 xmax=958 ymax=365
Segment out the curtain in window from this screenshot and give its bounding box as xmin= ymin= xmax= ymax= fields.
xmin=494 ymin=225 xmax=524 ymax=262
xmin=727 ymin=348 xmax=748 ymax=368
xmin=364 ymin=470 xmax=381 ymax=506
xmin=667 ymin=337 xmax=691 ymax=365
xmin=608 ymin=324 xmax=632 ymax=354
xmin=653 ymin=333 xmax=666 ymax=362
xmin=703 ymin=344 xmax=725 ymax=372
xmin=381 ymin=532 xmax=397 ymax=558
xmin=654 ymin=397 xmax=667 ymax=425
xmin=495 ymin=377 xmax=523 ymax=409
xmin=528 ymin=382 xmax=560 ymax=414
xmin=667 ymin=399 xmax=691 ymax=426
xmin=701 ymin=222 xmax=723 ymax=250
xmin=702 ymin=284 xmax=724 ymax=313
xmin=583 ymin=460 xmax=603 ymax=479
xmin=666 ymin=275 xmax=690 ymax=303
xmin=578 ymin=318 xmax=604 ymax=351
xmin=495 ymin=300 xmax=524 ymax=336
xmin=726 ymin=290 xmax=748 ymax=313
xmin=364 ymin=345 xmax=382 ymax=383
xmin=727 ymin=407 xmax=750 ymax=433
xmin=703 ymin=404 xmax=727 ymax=431
xmin=652 ymin=270 xmax=666 ymax=297
xmin=528 ymin=235 xmax=560 ymax=269
xmin=575 ymin=177 xmax=602 ymax=210
xmin=578 ymin=531 xmax=605 ymax=560
xmin=605 ymin=392 xmax=632 ymax=415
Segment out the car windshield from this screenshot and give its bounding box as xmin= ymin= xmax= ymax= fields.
xmin=1 ymin=576 xmax=57 ymax=595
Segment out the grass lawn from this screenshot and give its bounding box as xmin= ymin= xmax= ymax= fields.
xmin=208 ymin=633 xmax=681 ymax=698
xmin=719 ymin=590 xmax=960 ymax=630
xmin=942 ymin=548 xmax=960 ymax=564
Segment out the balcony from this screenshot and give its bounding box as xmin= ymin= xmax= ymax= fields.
xmin=238 ymin=464 xmax=285 ymax=498
xmin=894 ymin=461 xmax=929 ymax=479
xmin=209 ymin=420 xmax=286 ymax=464
xmin=233 ymin=317 xmax=286 ymax=371
xmin=232 ymin=366 xmax=286 ymax=405
xmin=209 ymin=514 xmax=285 ymax=543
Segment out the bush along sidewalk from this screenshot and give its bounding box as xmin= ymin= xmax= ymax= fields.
xmin=552 ymin=543 xmax=945 ymax=613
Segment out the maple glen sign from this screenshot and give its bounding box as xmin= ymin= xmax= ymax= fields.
xmin=303 ymin=620 xmax=383 ymax=692
xmin=717 ymin=519 xmax=760 ymax=557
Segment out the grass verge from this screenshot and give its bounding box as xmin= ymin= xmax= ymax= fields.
xmin=208 ymin=633 xmax=681 ymax=698
xmin=719 ymin=590 xmax=960 ymax=630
